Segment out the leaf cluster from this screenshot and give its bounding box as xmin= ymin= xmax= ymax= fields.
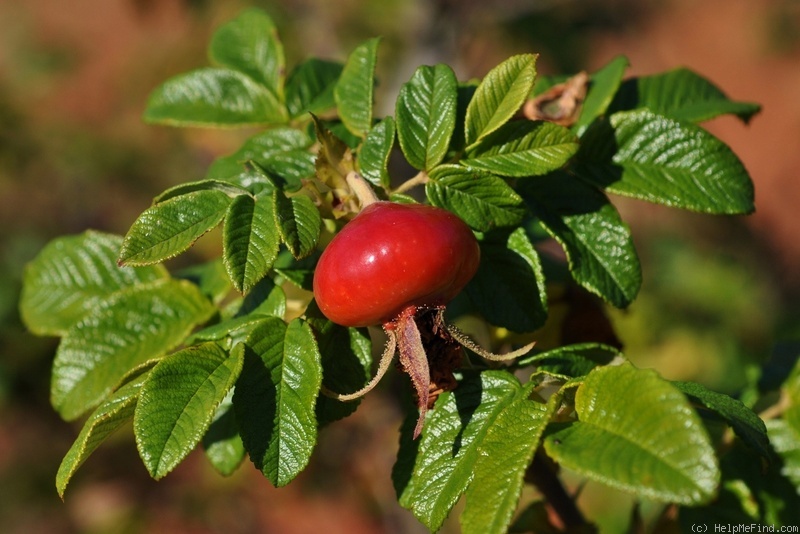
xmin=19 ymin=8 xmax=797 ymax=532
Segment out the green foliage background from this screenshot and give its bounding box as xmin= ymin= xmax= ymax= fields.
xmin=2 ymin=1 xmax=799 ymax=533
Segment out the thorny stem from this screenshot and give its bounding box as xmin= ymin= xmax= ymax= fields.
xmin=320 ymin=330 xmax=397 ymax=401
xmin=394 ymin=171 xmax=429 ymax=194
xmin=526 ymin=450 xmax=590 ymax=531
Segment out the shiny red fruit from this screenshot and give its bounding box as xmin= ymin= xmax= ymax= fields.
xmin=313 ymin=202 xmax=480 ymax=327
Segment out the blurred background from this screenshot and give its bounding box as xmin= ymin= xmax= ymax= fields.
xmin=1 ymin=0 xmax=798 ymax=532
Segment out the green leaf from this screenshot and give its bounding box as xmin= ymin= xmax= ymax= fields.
xmin=425 ymin=165 xmax=526 ymax=232
xmin=272 ymin=191 xmax=321 ymax=259
xmin=517 ymin=342 xmax=620 ymax=378
xmin=20 ymin=231 xmax=167 ymax=336
xmin=202 ymin=391 xmax=246 ymax=476
xmin=519 ymin=172 xmax=642 ymax=307
xmin=462 ymin=120 xmax=578 ymax=177
xmin=223 ymin=194 xmax=280 ymax=293
xmin=236 ymin=275 xmax=286 ymax=319
xmin=461 ymin=397 xmax=550 ymax=534
xmin=611 ymin=67 xmax=761 ymax=124
xmin=56 ymin=366 xmax=152 ymax=498
xmin=334 ymin=37 xmax=380 ymax=137
xmin=395 ymin=371 xmax=523 ymax=532
xmin=673 ymin=381 xmax=774 ymax=463
xmin=119 ymin=190 xmax=233 ymax=265
xmin=358 ymin=117 xmax=396 ymax=189
xmin=575 ymin=55 xmax=629 ymax=135
xmin=464 ymin=54 xmax=537 ymax=148
xmin=154 ymin=179 xmax=251 ymax=204
xmin=272 ymin=250 xmax=319 ymax=291
xmin=285 ymin=58 xmax=343 ymax=118
xmin=766 ymin=411 xmax=800 ymax=489
xmin=234 ymin=318 xmax=322 ymax=487
xmin=395 ymin=64 xmax=457 ymax=170
xmin=575 ymin=109 xmax=755 ymax=214
xmin=174 ymin=259 xmax=232 ymax=304
xmin=134 ymin=342 xmax=244 ymax=479
xmin=143 ymin=68 xmax=287 ymax=127
xmin=207 ymin=127 xmax=315 ymax=190
xmin=544 ymin=362 xmax=720 ymax=504
xmin=465 ymin=228 xmax=547 ymax=333
xmin=51 ymin=279 xmax=215 ymax=421
xmin=208 ymin=8 xmax=284 ymax=100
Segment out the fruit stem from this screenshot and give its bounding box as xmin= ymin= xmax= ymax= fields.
xmin=320 ymin=330 xmax=397 ymax=401
xmin=346 ymin=171 xmax=379 ymax=208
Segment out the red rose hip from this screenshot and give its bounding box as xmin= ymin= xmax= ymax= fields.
xmin=313 ymin=202 xmax=480 ymax=327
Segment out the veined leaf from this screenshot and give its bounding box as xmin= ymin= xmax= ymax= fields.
xmin=611 ymin=67 xmax=761 ymax=124
xmin=223 ymin=194 xmax=280 ymax=293
xmin=272 ymin=191 xmax=321 ymax=259
xmin=574 ymin=55 xmax=629 ymax=135
xmin=358 ymin=117 xmax=396 ymax=188
xmin=208 ymin=8 xmax=284 ymax=101
xmin=465 ymin=228 xmax=547 ymax=333
xmin=51 ymin=279 xmax=215 ymax=421
xmin=134 ymin=342 xmax=244 ymax=479
xmin=334 ymin=37 xmax=380 ymax=137
xmin=396 ymin=64 xmax=457 ymax=170
xmin=766 ymin=413 xmax=800 ymax=489
xmin=576 ymin=109 xmax=755 ymax=214
xmin=464 ymin=54 xmax=537 ymax=148
xmin=119 ymin=190 xmax=232 ymax=265
xmin=519 ymin=172 xmax=641 ymax=307
xmin=426 ymin=165 xmax=526 ymax=232
xmin=544 ymin=362 xmax=720 ymax=504
xmin=143 ymin=68 xmax=287 ymax=127
xmin=395 ymin=371 xmax=523 ymax=532
xmin=462 ymin=120 xmax=578 ymax=177
xmin=56 ymin=366 xmax=151 ymax=498
xmin=20 ymin=231 xmax=167 ymax=336
xmin=285 ymin=58 xmax=343 ymax=118
xmin=461 ymin=397 xmax=551 ymax=534
xmin=206 ymin=127 xmax=315 ymax=190
xmin=233 ymin=317 xmax=322 ymax=487
xmin=674 ymin=380 xmax=773 ymax=463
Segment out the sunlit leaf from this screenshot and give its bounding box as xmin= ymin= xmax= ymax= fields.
xmin=144 ymin=68 xmax=287 ymax=127
xmin=334 ymin=37 xmax=380 ymax=137
xmin=396 ymin=64 xmax=457 ymax=170
xmin=208 ymin=8 xmax=284 ymax=100
xmin=465 ymin=54 xmax=537 ymax=148
xmin=544 ymin=362 xmax=720 ymax=504
xmin=119 ymin=190 xmax=233 ymax=265
xmin=21 ymin=231 xmax=167 ymax=336
xmin=234 ymin=317 xmax=322 ymax=487
xmin=576 ymin=109 xmax=754 ymax=214
xmin=134 ymin=343 xmax=244 ymax=479
xmin=51 ymin=279 xmax=215 ymax=421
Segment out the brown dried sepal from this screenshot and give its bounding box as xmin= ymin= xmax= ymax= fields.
xmin=522 ymin=71 xmax=589 ymax=127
